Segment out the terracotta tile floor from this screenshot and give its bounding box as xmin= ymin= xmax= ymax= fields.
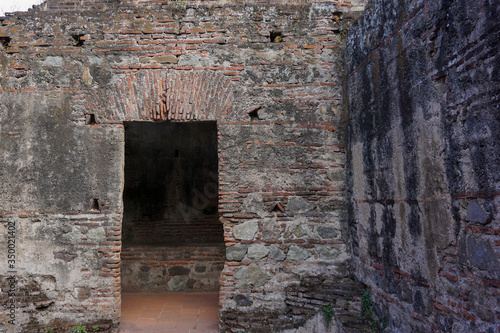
xmin=119 ymin=292 xmax=220 ymax=333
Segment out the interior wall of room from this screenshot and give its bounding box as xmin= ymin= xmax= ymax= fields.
xmin=345 ymin=0 xmax=500 ymax=331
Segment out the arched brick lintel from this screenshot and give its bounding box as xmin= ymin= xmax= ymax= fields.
xmin=82 ymin=69 xmax=256 ymax=123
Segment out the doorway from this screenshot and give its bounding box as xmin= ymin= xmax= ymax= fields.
xmin=120 ymin=121 xmax=225 ymax=293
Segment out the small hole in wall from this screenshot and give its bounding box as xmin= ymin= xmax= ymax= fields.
xmin=270 ymin=31 xmax=282 ymax=43
xmin=90 ymin=198 xmax=101 ymax=211
xmin=85 ymin=114 xmax=97 ymax=125
xmin=249 ymin=110 xmax=260 ymax=122
xmin=71 ymin=34 xmax=85 ymax=47
xmin=333 ymin=11 xmax=343 ymax=22
xmin=0 ymin=36 xmax=11 ymax=48
xmin=174 ymin=149 xmax=180 ymax=157
xmin=270 ymin=202 xmax=285 ymax=213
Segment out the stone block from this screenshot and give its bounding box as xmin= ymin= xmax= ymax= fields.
xmin=168 ymin=276 xmax=185 ymax=291
xmin=270 ymin=244 xmax=286 ymax=261
xmin=195 ymin=265 xmax=206 ymax=273
xmin=247 ymin=244 xmax=269 ymax=260
xmin=286 ymin=197 xmax=313 ymax=212
xmin=234 ymin=263 xmax=270 ymax=288
xmin=227 ymin=243 xmax=249 ymax=261
xmin=314 ymin=245 xmax=339 ymax=260
xmin=287 ymin=245 xmax=310 ymax=261
xmin=466 ymin=201 xmax=490 ymax=225
xmin=233 ymin=221 xmax=259 ymax=240
xmin=234 ymin=294 xmax=253 ymax=307
xmin=169 ymin=266 xmax=191 ymax=276
xmin=317 ymin=226 xmax=338 ymax=239
xmin=153 ymin=55 xmax=178 ymax=64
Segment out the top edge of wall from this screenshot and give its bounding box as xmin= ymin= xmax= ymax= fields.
xmin=1 ymin=0 xmax=367 ymax=17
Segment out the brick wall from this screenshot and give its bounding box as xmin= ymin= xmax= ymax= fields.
xmin=0 ymin=211 xmax=121 ymax=332
xmin=346 ymin=0 xmax=500 ymax=332
xmin=0 ymin=1 xmax=365 ymax=332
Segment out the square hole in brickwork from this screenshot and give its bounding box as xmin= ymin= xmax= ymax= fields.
xmin=85 ymin=114 xmax=97 ymax=125
xmin=0 ymin=36 xmax=11 ymax=48
xmin=71 ymin=34 xmax=85 ymax=47
xmin=270 ymin=31 xmax=282 ymax=43
xmin=121 ymin=121 xmax=225 ymax=296
xmin=90 ymin=198 xmax=101 ymax=211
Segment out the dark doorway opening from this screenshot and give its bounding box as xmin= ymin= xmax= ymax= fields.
xmin=121 ymin=121 xmax=225 ymax=293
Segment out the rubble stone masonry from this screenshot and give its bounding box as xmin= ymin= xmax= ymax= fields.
xmin=1 ymin=0 xmax=498 ymax=332
xmin=346 ymin=0 xmax=500 ymax=332
xmin=0 ymin=0 xmax=365 ymax=332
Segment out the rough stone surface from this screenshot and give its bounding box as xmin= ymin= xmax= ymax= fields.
xmin=169 ymin=266 xmax=191 ymax=276
xmin=234 ymin=263 xmax=271 ymax=289
xmin=466 ymin=236 xmax=499 ymax=274
xmin=168 ymin=276 xmax=185 ymax=291
xmin=287 ymin=245 xmax=310 ymax=261
xmin=234 ymin=294 xmax=253 ymax=307
xmin=286 ymin=196 xmax=314 ymax=212
xmin=152 ymin=55 xmax=178 ymax=64
xmin=346 ymin=0 xmax=500 ymax=332
xmin=315 ymin=245 xmax=340 ymax=260
xmin=226 ymin=243 xmax=249 ymax=262
xmin=194 ymin=265 xmax=206 ymax=273
xmin=242 ymin=193 xmax=267 ymax=218
xmin=247 ymin=244 xmax=269 ymax=260
xmin=269 ymin=244 xmax=286 ymax=261
xmin=232 ymin=221 xmax=259 ymax=241
xmin=0 ymin=0 xmax=367 ymax=331
xmin=317 ymin=226 xmax=338 ymax=239
xmin=466 ymin=202 xmax=490 ymax=225
xmin=121 ymin=245 xmax=224 ymax=292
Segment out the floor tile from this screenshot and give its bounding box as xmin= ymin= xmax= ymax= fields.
xmin=119 ymin=292 xmax=219 ymax=333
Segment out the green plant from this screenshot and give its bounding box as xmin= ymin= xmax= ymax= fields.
xmin=360 ymin=289 xmax=387 ymax=332
xmin=72 ymin=324 xmax=88 ymax=333
xmin=72 ymin=325 xmax=98 ymax=333
xmin=380 ymin=316 xmax=387 ymax=330
xmin=44 ymin=328 xmax=54 ymax=333
xmin=321 ymin=303 xmax=334 ymax=326
xmin=168 ymin=0 xmax=187 ymax=9
xmin=360 ymin=289 xmax=374 ymax=323
xmin=343 ymin=292 xmax=353 ymax=309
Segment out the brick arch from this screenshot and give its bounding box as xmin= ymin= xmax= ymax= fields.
xmin=82 ymin=69 xmax=257 ymax=123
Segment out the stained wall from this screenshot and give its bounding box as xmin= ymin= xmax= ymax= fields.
xmin=346 ymin=0 xmax=500 ymax=332
xmin=0 ymin=1 xmax=364 ymax=331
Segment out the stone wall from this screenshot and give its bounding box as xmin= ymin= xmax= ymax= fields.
xmin=121 ymin=245 xmax=225 ymax=292
xmin=346 ymin=0 xmax=500 ymax=332
xmin=0 ymin=1 xmax=365 ymax=332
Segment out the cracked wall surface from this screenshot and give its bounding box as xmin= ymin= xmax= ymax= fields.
xmin=0 ymin=1 xmax=365 ymax=332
